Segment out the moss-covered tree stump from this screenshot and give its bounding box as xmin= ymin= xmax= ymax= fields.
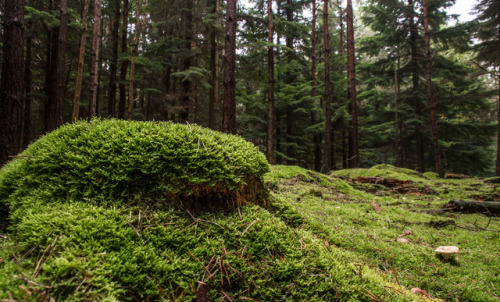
xmin=0 ymin=119 xmax=269 ymax=217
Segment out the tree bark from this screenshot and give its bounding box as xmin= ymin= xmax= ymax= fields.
xmin=119 ymin=0 xmax=129 ymax=119
xmin=266 ymin=0 xmax=275 ymax=164
xmin=108 ymin=0 xmax=120 ymax=117
xmin=127 ymin=0 xmax=141 ymax=120
xmin=323 ymin=0 xmax=333 ymax=171
xmin=89 ymin=0 xmax=102 ymax=119
xmin=208 ymin=0 xmax=219 ymax=129
xmin=45 ymin=0 xmax=68 ymax=132
xmin=346 ymin=0 xmax=359 ymax=168
xmin=179 ymin=0 xmax=193 ymax=123
xmin=408 ymin=0 xmax=424 ymax=172
xmin=497 ymin=72 xmax=500 ymax=176
xmin=72 ymin=0 xmax=90 ymax=122
xmin=23 ymin=36 xmax=33 ymax=149
xmin=395 ymin=52 xmax=401 ymax=167
xmin=0 ymin=0 xmax=25 ymax=165
xmin=223 ymin=0 xmax=237 ymax=134
xmin=311 ymin=0 xmax=321 ymax=171
xmin=423 ymin=0 xmax=443 ymax=177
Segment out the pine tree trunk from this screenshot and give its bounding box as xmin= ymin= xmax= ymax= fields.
xmin=0 ymin=0 xmax=25 ymax=165
xmin=119 ymin=0 xmax=129 ymax=119
xmin=266 ymin=0 xmax=275 ymax=165
xmin=108 ymin=0 xmax=120 ymax=117
xmin=408 ymin=0 xmax=424 ymax=172
xmin=395 ymin=53 xmax=400 ymax=167
xmin=311 ymin=0 xmax=321 ymax=171
xmin=45 ymin=0 xmax=68 ymax=132
xmin=423 ymin=0 xmax=442 ymax=177
xmin=208 ymin=0 xmax=218 ymax=129
xmin=89 ymin=0 xmax=101 ymax=119
xmin=223 ymin=0 xmax=237 ymax=134
xmin=72 ymin=0 xmax=90 ymax=122
xmin=323 ymin=0 xmax=333 ymax=171
xmin=346 ymin=0 xmax=359 ymax=168
xmin=23 ymin=36 xmax=33 ymax=149
xmin=179 ymin=0 xmax=193 ymax=123
xmin=127 ymin=0 xmax=141 ymax=120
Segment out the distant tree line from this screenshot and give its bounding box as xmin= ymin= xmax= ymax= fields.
xmin=0 ymin=0 xmax=498 ymax=176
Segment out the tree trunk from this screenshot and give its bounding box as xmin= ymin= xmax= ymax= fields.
xmin=346 ymin=0 xmax=359 ymax=168
xmin=119 ymin=0 xmax=129 ymax=119
xmin=311 ymin=0 xmax=321 ymax=171
xmin=0 ymin=0 xmax=25 ymax=165
xmin=497 ymin=72 xmax=500 ymax=176
xmin=423 ymin=0 xmax=442 ymax=177
xmin=223 ymin=0 xmax=237 ymax=134
xmin=72 ymin=0 xmax=90 ymax=122
xmin=408 ymin=0 xmax=424 ymax=172
xmin=45 ymin=0 xmax=68 ymax=132
xmin=108 ymin=0 xmax=120 ymax=117
xmin=89 ymin=0 xmax=102 ymax=119
xmin=179 ymin=0 xmax=193 ymax=123
xmin=127 ymin=0 xmax=141 ymax=120
xmin=266 ymin=0 xmax=275 ymax=165
xmin=395 ymin=53 xmax=400 ymax=167
xmin=23 ymin=36 xmax=33 ymax=149
xmin=208 ymin=0 xmax=219 ymax=129
xmin=323 ymin=0 xmax=333 ymax=171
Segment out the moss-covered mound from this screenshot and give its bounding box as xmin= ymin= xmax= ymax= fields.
xmin=0 ymin=119 xmax=269 ymax=216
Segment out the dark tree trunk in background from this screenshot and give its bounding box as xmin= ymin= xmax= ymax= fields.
xmin=408 ymin=0 xmax=424 ymax=172
xmin=395 ymin=54 xmax=401 ymax=167
xmin=223 ymin=0 xmax=237 ymax=134
xmin=346 ymin=0 xmax=359 ymax=168
xmin=423 ymin=0 xmax=443 ymax=177
xmin=119 ymin=0 xmax=129 ymax=119
xmin=108 ymin=0 xmax=120 ymax=117
xmin=72 ymin=0 xmax=89 ymax=122
xmin=497 ymin=76 xmax=500 ymax=176
xmin=208 ymin=0 xmax=219 ymax=129
xmin=23 ymin=37 xmax=33 ymax=149
xmin=266 ymin=0 xmax=275 ymax=165
xmin=323 ymin=0 xmax=333 ymax=171
xmin=127 ymin=0 xmax=141 ymax=120
xmin=179 ymin=0 xmax=193 ymax=123
xmin=45 ymin=0 xmax=68 ymax=132
xmin=89 ymin=0 xmax=102 ymax=119
xmin=0 ymin=0 xmax=25 ymax=165
xmin=311 ymin=0 xmax=321 ymax=171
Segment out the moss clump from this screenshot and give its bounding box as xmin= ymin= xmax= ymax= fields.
xmin=0 ymin=119 xmax=269 ymax=216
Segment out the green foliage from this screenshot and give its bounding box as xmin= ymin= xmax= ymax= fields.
xmin=0 ymin=119 xmax=269 ymax=216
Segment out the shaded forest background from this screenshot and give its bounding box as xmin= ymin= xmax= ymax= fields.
xmin=0 ymin=0 xmax=499 ymax=176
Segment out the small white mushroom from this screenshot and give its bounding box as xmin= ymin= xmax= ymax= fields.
xmin=435 ymin=246 xmax=459 ymax=260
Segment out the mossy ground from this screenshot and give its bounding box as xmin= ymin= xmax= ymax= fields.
xmin=0 ymin=129 xmax=498 ymax=301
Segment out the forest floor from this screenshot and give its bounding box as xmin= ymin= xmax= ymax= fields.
xmin=265 ymin=164 xmax=500 ymax=301
xmin=0 ymin=164 xmax=499 ymax=301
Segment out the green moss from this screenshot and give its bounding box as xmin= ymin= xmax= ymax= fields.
xmin=0 ymin=119 xmax=269 ymax=215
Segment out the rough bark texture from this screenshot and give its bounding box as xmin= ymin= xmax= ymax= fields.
xmin=395 ymin=54 xmax=400 ymax=167
xmin=311 ymin=0 xmax=321 ymax=171
xmin=45 ymin=0 xmax=68 ymax=132
xmin=72 ymin=0 xmax=90 ymax=122
xmin=108 ymin=0 xmax=120 ymax=117
xmin=208 ymin=0 xmax=219 ymax=129
xmin=497 ymin=76 xmax=500 ymax=176
xmin=0 ymin=0 xmax=25 ymax=165
xmin=23 ymin=37 xmax=33 ymax=149
xmin=346 ymin=0 xmax=359 ymax=168
xmin=266 ymin=0 xmax=275 ymax=165
xmin=323 ymin=0 xmax=333 ymax=171
xmin=89 ymin=0 xmax=102 ymax=119
xmin=119 ymin=0 xmax=129 ymax=119
xmin=408 ymin=0 xmax=424 ymax=172
xmin=223 ymin=0 xmax=237 ymax=134
xmin=179 ymin=0 xmax=193 ymax=123
xmin=127 ymin=0 xmax=141 ymax=120
xmin=423 ymin=0 xmax=443 ymax=177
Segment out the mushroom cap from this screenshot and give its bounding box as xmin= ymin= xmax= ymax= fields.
xmin=435 ymin=246 xmax=459 ymax=254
